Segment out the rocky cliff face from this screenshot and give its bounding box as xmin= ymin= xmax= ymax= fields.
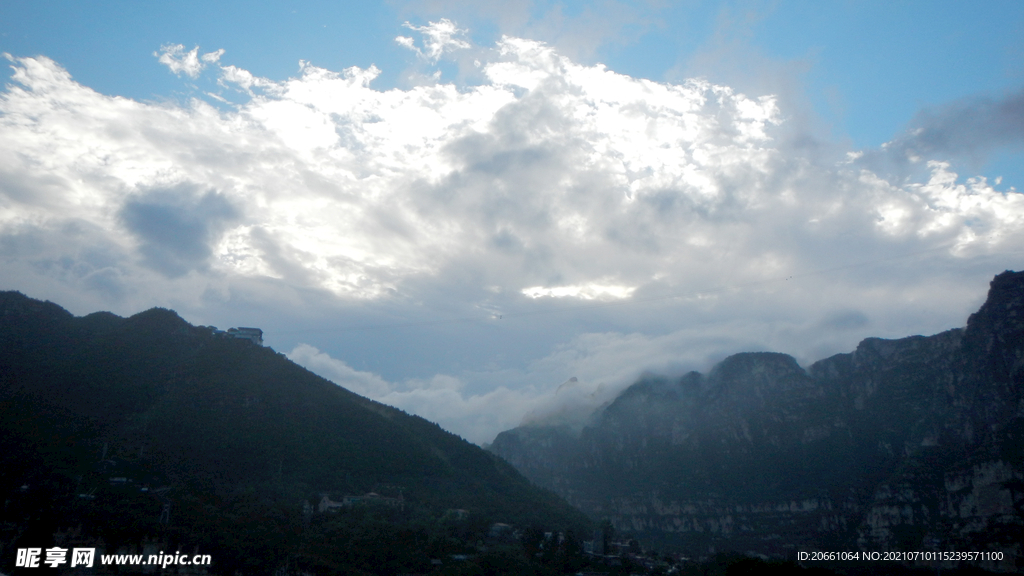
xmin=490 ymin=271 xmax=1024 ymax=569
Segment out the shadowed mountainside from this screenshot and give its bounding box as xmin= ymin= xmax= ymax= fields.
xmin=490 ymin=271 xmax=1024 ymax=571
xmin=0 ymin=291 xmax=590 ymax=575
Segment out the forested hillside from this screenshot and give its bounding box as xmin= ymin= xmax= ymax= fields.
xmin=0 ymin=291 xmax=590 ymax=575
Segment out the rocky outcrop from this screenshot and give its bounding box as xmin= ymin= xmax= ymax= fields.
xmin=490 ymin=271 xmax=1024 ymax=570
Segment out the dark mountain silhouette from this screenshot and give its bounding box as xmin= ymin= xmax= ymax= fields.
xmin=490 ymin=271 xmax=1024 ymax=572
xmin=0 ymin=291 xmax=590 ymax=575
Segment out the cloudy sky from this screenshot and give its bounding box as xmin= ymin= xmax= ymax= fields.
xmin=3 ymin=1 xmax=1024 ymax=444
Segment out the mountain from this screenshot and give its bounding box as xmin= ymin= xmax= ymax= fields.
xmin=490 ymin=271 xmax=1024 ymax=571
xmin=0 ymin=291 xmax=590 ymax=575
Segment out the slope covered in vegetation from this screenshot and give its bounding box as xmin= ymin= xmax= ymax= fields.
xmin=0 ymin=291 xmax=590 ymax=575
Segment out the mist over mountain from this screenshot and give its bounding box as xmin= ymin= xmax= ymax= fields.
xmin=0 ymin=291 xmax=590 ymax=575
xmin=490 ymin=271 xmax=1024 ymax=571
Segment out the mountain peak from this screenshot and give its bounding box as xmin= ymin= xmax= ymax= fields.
xmin=965 ymin=269 xmax=1024 ymax=340
xmin=490 ymin=270 xmax=1024 ymax=567
xmin=0 ymin=290 xmax=73 ymax=321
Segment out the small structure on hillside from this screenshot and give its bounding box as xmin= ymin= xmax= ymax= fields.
xmin=204 ymin=326 xmax=264 ymax=346
xmin=343 ymin=492 xmax=404 ymax=510
xmin=442 ymin=508 xmax=470 ymax=522
xmin=318 ymin=495 xmax=345 ymax=513
xmin=317 ymin=491 xmax=405 ymax=512
xmin=489 ymin=523 xmax=515 ymax=541
xmin=227 ymin=327 xmax=263 ymax=345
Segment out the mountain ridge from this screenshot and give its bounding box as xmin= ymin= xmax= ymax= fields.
xmin=490 ymin=270 xmax=1024 ymax=570
xmin=0 ymin=290 xmax=591 ymax=575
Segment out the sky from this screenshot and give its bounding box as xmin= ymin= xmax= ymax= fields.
xmin=2 ymin=1 xmax=1024 ymax=444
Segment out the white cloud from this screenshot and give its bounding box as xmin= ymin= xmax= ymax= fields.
xmin=286 ymin=333 xmax=708 ymax=444
xmin=396 ymin=19 xmax=471 ymax=62
xmin=522 ymin=283 xmax=635 ymax=300
xmin=155 ymin=44 xmax=224 ymax=78
xmin=287 ymin=343 xmax=394 ymax=398
xmin=286 ymin=344 xmax=538 ymax=443
xmin=394 ymin=0 xmax=666 ymax=62
xmin=284 ymin=313 xmax=805 ymax=443
xmin=380 ymin=384 xmax=535 ymax=444
xmin=2 ymin=27 xmax=1023 ymax=444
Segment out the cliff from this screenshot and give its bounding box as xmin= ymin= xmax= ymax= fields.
xmin=490 ymin=271 xmax=1024 ymax=571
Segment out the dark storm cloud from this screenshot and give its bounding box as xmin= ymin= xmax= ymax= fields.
xmin=860 ymin=88 xmax=1024 ymax=174
xmin=907 ymin=89 xmax=1024 ymax=156
xmin=119 ymin=184 xmax=239 ymax=278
